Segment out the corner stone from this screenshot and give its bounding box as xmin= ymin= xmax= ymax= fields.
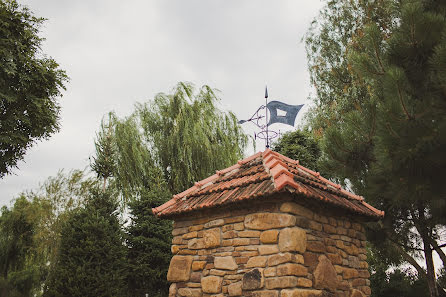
xmin=167 ymin=255 xmax=193 ymax=282
xmin=350 ymin=289 xmax=366 ymax=297
xmin=177 ymin=288 xmax=203 ymax=297
xmin=280 ymin=202 xmax=314 ymax=219
xmin=279 ymin=227 xmax=307 ymax=253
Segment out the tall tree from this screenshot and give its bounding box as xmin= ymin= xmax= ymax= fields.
xmin=271 ymin=129 xmax=322 ymax=171
xmin=91 ymin=82 xmax=249 ymax=296
xmin=306 ymin=0 xmax=446 ymax=296
xmin=0 ymin=197 xmax=40 ymax=297
xmin=126 ymin=177 xmax=172 ymax=297
xmin=43 ymin=189 xmax=127 ymax=297
xmin=0 ymin=0 xmax=68 ymax=178
xmin=137 ymin=82 xmax=248 ymax=194
xmin=0 ymin=170 xmax=97 ymax=296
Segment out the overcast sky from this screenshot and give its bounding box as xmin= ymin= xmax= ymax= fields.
xmin=0 ymin=0 xmax=324 ymax=207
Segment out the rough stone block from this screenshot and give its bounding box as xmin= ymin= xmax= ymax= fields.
xmin=171 ymin=245 xmax=180 ymax=254
xmin=313 ymin=255 xmax=339 ymax=291
xmin=323 ymin=224 xmax=337 ymax=234
xmin=326 ymin=253 xmax=342 ymax=265
xmin=173 ymin=227 xmax=189 ymax=236
xmin=308 ymin=221 xmax=322 ymax=231
xmin=228 ymin=282 xmax=242 ymax=296
xmin=203 ymin=228 xmax=221 ymax=248
xmin=260 ymin=230 xmax=279 ymax=244
xmin=264 ymin=267 xmax=276 ymax=277
xmin=190 ymin=271 xmax=202 ymax=282
xmin=276 ymin=263 xmax=308 ymax=276
xmin=188 ymin=238 xmax=205 ymax=249
xmin=350 ymin=289 xmax=365 ymax=297
xmin=280 ymin=202 xmax=314 ymax=219
xmin=192 ymin=260 xmax=207 ymax=271
xmin=297 ymin=278 xmax=312 ymax=288
xmin=343 ymin=268 xmax=359 ymax=279
xmin=242 ymin=268 xmax=264 ymax=290
xmin=246 ymin=256 xmax=268 ymax=268
xmin=259 ymin=245 xmax=279 ymax=255
xmin=306 ymin=241 xmax=326 ymax=253
xmin=279 ymin=227 xmax=307 ymax=253
xmin=239 ymin=230 xmax=261 ymax=237
xmin=265 ymin=276 xmax=298 ymax=289
xmin=268 ymin=253 xmax=294 ymax=266
xmin=234 ymin=222 xmax=245 ymax=230
xmin=214 ymin=256 xmax=238 ymax=270
xmin=167 ymin=255 xmax=193 ymax=282
xmin=204 ymin=219 xmax=224 ymax=228
xmin=252 ymin=290 xmax=279 ymax=297
xmin=201 ymin=275 xmax=223 ymax=293
xmin=280 ymin=289 xmax=323 ymax=297
xmin=183 ymin=231 xmax=198 ymax=239
xmin=169 ymin=283 xmax=177 ymax=297
xmin=177 ymin=287 xmax=202 ymax=297
xmin=303 ymin=252 xmax=318 ymax=272
xmin=245 ymin=213 xmax=296 ymax=230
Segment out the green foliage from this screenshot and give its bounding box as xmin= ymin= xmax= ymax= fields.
xmin=306 ymin=0 xmax=446 ymax=295
xmin=137 ymin=82 xmax=248 ymax=194
xmin=43 ymin=189 xmax=127 ymax=297
xmin=0 ymin=197 xmax=40 ymax=297
xmin=89 ymin=82 xmax=249 ymax=296
xmin=91 ymin=114 xmax=116 ymax=190
xmin=0 ymin=0 xmax=68 ymax=178
xmin=126 ymin=178 xmax=172 ymax=297
xmin=368 ymin=246 xmax=429 ymax=297
xmin=271 ymin=129 xmax=322 ymax=171
xmin=0 ymin=170 xmax=97 ymax=296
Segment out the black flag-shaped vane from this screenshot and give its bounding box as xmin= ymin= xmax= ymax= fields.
xmin=266 ymin=101 xmax=303 ymax=127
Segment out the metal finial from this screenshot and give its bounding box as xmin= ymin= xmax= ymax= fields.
xmin=265 ymin=86 xmax=268 ymax=99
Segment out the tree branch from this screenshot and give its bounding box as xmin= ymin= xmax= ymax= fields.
xmin=391 ymin=241 xmax=426 ymax=278
xmin=429 ymin=238 xmax=446 ymax=268
xmin=397 ymin=83 xmax=412 ymax=120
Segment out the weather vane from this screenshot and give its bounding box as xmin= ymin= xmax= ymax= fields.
xmin=238 ymin=86 xmax=303 ymax=148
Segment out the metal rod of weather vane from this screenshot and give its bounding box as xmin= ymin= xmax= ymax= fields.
xmin=265 ymin=86 xmax=269 ymax=148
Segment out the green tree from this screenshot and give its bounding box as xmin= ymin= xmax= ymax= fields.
xmin=91 ymin=114 xmax=116 ymax=192
xmin=126 ymin=178 xmax=172 ymax=297
xmin=43 ymin=189 xmax=127 ymax=297
xmin=0 ymin=197 xmax=39 ymax=297
xmin=137 ymin=82 xmax=248 ymax=194
xmin=272 ymin=129 xmax=322 ymax=171
xmin=306 ymin=0 xmax=446 ymax=296
xmin=91 ymin=82 xmax=249 ymax=296
xmin=0 ymin=0 xmax=68 ymax=178
xmin=0 ymin=170 xmax=97 ymax=296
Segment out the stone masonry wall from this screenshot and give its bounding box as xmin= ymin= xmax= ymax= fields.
xmin=167 ymin=197 xmax=371 ymax=297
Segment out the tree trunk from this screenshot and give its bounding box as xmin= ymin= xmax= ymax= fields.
xmin=430 ymin=238 xmax=446 ymax=268
xmin=423 ymin=237 xmax=439 ymax=297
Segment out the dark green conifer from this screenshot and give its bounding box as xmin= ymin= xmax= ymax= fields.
xmin=43 ymin=190 xmax=127 ymax=297
xmin=126 ymin=180 xmax=172 ymax=297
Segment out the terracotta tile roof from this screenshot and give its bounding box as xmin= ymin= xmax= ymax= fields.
xmin=152 ymin=149 xmax=384 ymax=219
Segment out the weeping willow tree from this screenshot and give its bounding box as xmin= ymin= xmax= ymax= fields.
xmin=93 ymin=82 xmax=248 ymax=200
xmin=91 ymin=82 xmax=249 ymax=296
xmin=137 ymin=82 xmax=248 ymax=194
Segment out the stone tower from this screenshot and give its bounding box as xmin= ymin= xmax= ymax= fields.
xmin=153 ymin=149 xmax=384 ymax=297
